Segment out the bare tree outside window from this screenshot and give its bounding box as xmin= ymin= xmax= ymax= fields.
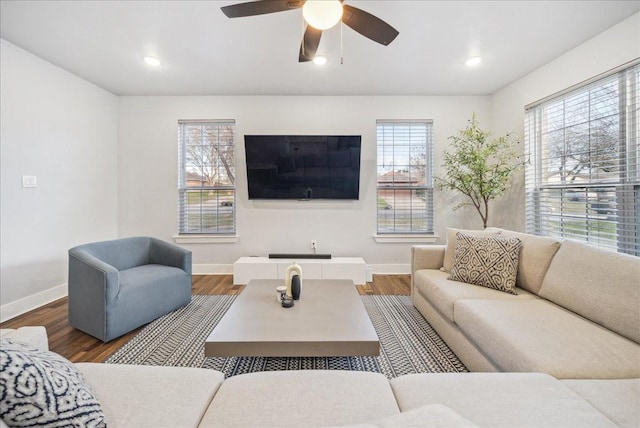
xmin=179 ymin=121 xmax=236 ymax=234
xmin=184 ymin=125 xmax=235 ymax=187
xmin=526 ymin=62 xmax=639 ymax=256
xmin=544 ymin=81 xmax=620 ymax=185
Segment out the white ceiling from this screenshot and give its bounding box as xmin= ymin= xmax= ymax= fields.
xmin=1 ymin=1 xmax=638 ymax=96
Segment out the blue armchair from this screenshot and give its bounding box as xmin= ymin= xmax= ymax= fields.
xmin=68 ymin=236 xmax=192 ymax=342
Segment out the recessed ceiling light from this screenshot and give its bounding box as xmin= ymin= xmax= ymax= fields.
xmin=144 ymin=56 xmax=161 ymax=66
xmin=313 ymin=56 xmax=328 ymax=65
xmin=465 ymin=56 xmax=482 ymax=67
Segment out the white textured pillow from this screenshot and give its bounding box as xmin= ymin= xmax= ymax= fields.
xmin=0 ymin=339 xmax=106 ymax=427
xmin=448 ymin=233 xmax=522 ymax=295
xmin=442 ymin=227 xmax=502 ymax=272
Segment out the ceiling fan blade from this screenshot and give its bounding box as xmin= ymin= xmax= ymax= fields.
xmin=298 ymin=26 xmax=322 ymax=62
xmin=221 ymin=0 xmax=304 ymax=18
xmin=341 ymin=5 xmax=399 ymax=46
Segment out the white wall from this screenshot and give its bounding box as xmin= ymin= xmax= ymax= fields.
xmin=118 ymin=95 xmax=493 ymax=272
xmin=0 ymin=39 xmax=119 ymax=321
xmin=489 ymin=12 xmax=640 ymax=231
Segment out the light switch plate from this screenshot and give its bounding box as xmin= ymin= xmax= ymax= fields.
xmin=22 ymin=175 xmax=38 ymax=188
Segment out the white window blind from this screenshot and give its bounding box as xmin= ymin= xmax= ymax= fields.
xmin=178 ymin=120 xmax=236 ymax=234
xmin=525 ymin=61 xmax=639 ymax=256
xmin=376 ymin=120 xmax=434 ymax=234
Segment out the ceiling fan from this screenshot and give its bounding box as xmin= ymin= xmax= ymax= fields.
xmin=221 ymin=0 xmax=399 ymax=62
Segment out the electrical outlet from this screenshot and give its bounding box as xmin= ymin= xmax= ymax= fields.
xmin=22 ymin=175 xmax=37 ymax=188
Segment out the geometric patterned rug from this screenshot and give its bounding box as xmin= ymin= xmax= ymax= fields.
xmin=105 ymin=295 xmax=467 ymax=379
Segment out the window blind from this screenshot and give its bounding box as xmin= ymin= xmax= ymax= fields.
xmin=376 ymin=120 xmax=434 ymax=234
xmin=525 ymin=62 xmax=639 ymax=255
xmin=178 ymin=120 xmax=236 ymax=234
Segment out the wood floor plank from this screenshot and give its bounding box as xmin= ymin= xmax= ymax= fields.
xmin=1 ymin=274 xmax=410 ymax=363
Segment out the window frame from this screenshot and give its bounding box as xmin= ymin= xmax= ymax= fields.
xmin=525 ymin=61 xmax=639 ymax=256
xmin=375 ymin=120 xmax=434 ymax=236
xmin=177 ymin=119 xmax=236 ymax=236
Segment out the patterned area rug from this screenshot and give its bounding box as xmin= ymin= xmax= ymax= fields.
xmin=105 ymin=295 xmax=467 ymax=379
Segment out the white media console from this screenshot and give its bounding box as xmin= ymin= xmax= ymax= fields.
xmin=233 ymin=257 xmax=367 ymax=285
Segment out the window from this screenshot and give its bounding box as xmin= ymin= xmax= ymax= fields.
xmin=525 ymin=61 xmax=639 ymax=256
xmin=376 ymin=120 xmax=433 ymax=234
xmin=178 ymin=120 xmax=236 ymax=234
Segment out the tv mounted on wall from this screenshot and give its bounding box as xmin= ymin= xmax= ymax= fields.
xmin=244 ymin=135 xmax=361 ymax=200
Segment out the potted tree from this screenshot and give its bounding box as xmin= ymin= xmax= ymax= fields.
xmin=435 ymin=114 xmax=523 ymax=229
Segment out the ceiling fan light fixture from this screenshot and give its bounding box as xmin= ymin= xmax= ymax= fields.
xmin=465 ymin=56 xmax=482 ymax=67
xmin=312 ymin=55 xmax=328 ymax=65
xmin=144 ymin=56 xmax=161 ymax=66
xmin=302 ymin=0 xmax=343 ymax=30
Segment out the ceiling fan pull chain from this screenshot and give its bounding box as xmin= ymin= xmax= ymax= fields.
xmin=301 ymin=13 xmax=306 ymax=57
xmin=340 ymin=20 xmax=344 ymax=65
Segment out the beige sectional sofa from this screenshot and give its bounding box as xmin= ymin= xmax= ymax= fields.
xmin=411 ymin=228 xmax=640 ymax=380
xmin=2 ymin=326 xmax=639 ymax=427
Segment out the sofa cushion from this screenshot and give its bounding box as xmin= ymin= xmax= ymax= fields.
xmin=200 ymin=370 xmax=400 ymax=427
xmin=442 ymin=227 xmax=502 ymax=272
xmin=413 ymin=269 xmax=537 ymax=322
xmin=390 ymin=372 xmax=618 ymax=428
xmin=448 ymin=233 xmax=521 ymax=295
xmin=331 ymin=404 xmax=479 ymax=428
xmin=454 ymin=299 xmax=640 ymax=379
xmin=0 ymin=339 xmax=106 ymax=428
xmin=562 ymin=379 xmax=640 ymax=428
xmin=499 ymin=230 xmax=561 ymax=294
xmin=76 ymin=363 xmax=224 ymax=428
xmin=539 ymin=239 xmax=640 ymax=344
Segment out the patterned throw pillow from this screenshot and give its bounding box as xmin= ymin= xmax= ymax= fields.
xmin=448 ymin=232 xmax=522 ymax=295
xmin=0 ymin=339 xmax=106 ymax=427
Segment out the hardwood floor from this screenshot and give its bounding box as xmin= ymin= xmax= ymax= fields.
xmin=0 ymin=274 xmax=410 ymax=363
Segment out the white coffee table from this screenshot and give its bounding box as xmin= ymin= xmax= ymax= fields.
xmin=204 ymin=279 xmax=380 ymax=357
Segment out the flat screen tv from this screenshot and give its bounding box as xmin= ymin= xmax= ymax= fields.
xmin=244 ymin=135 xmax=361 ymax=200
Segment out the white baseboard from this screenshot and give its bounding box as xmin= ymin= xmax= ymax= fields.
xmin=193 ymin=264 xmax=234 ymax=275
xmin=1 ymin=283 xmax=68 ymax=323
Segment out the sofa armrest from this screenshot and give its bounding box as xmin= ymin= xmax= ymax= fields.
xmin=412 ymin=245 xmax=446 ymax=272
xmin=149 ymin=238 xmax=192 ymax=274
xmin=0 ymin=326 xmax=49 ymax=351
xmin=69 ymin=249 xmax=120 ymax=301
xmin=411 ymin=245 xmax=446 ymax=297
xmin=68 ymin=248 xmax=121 ymax=341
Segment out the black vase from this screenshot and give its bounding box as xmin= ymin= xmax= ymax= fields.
xmin=291 ymin=274 xmax=301 ymax=300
